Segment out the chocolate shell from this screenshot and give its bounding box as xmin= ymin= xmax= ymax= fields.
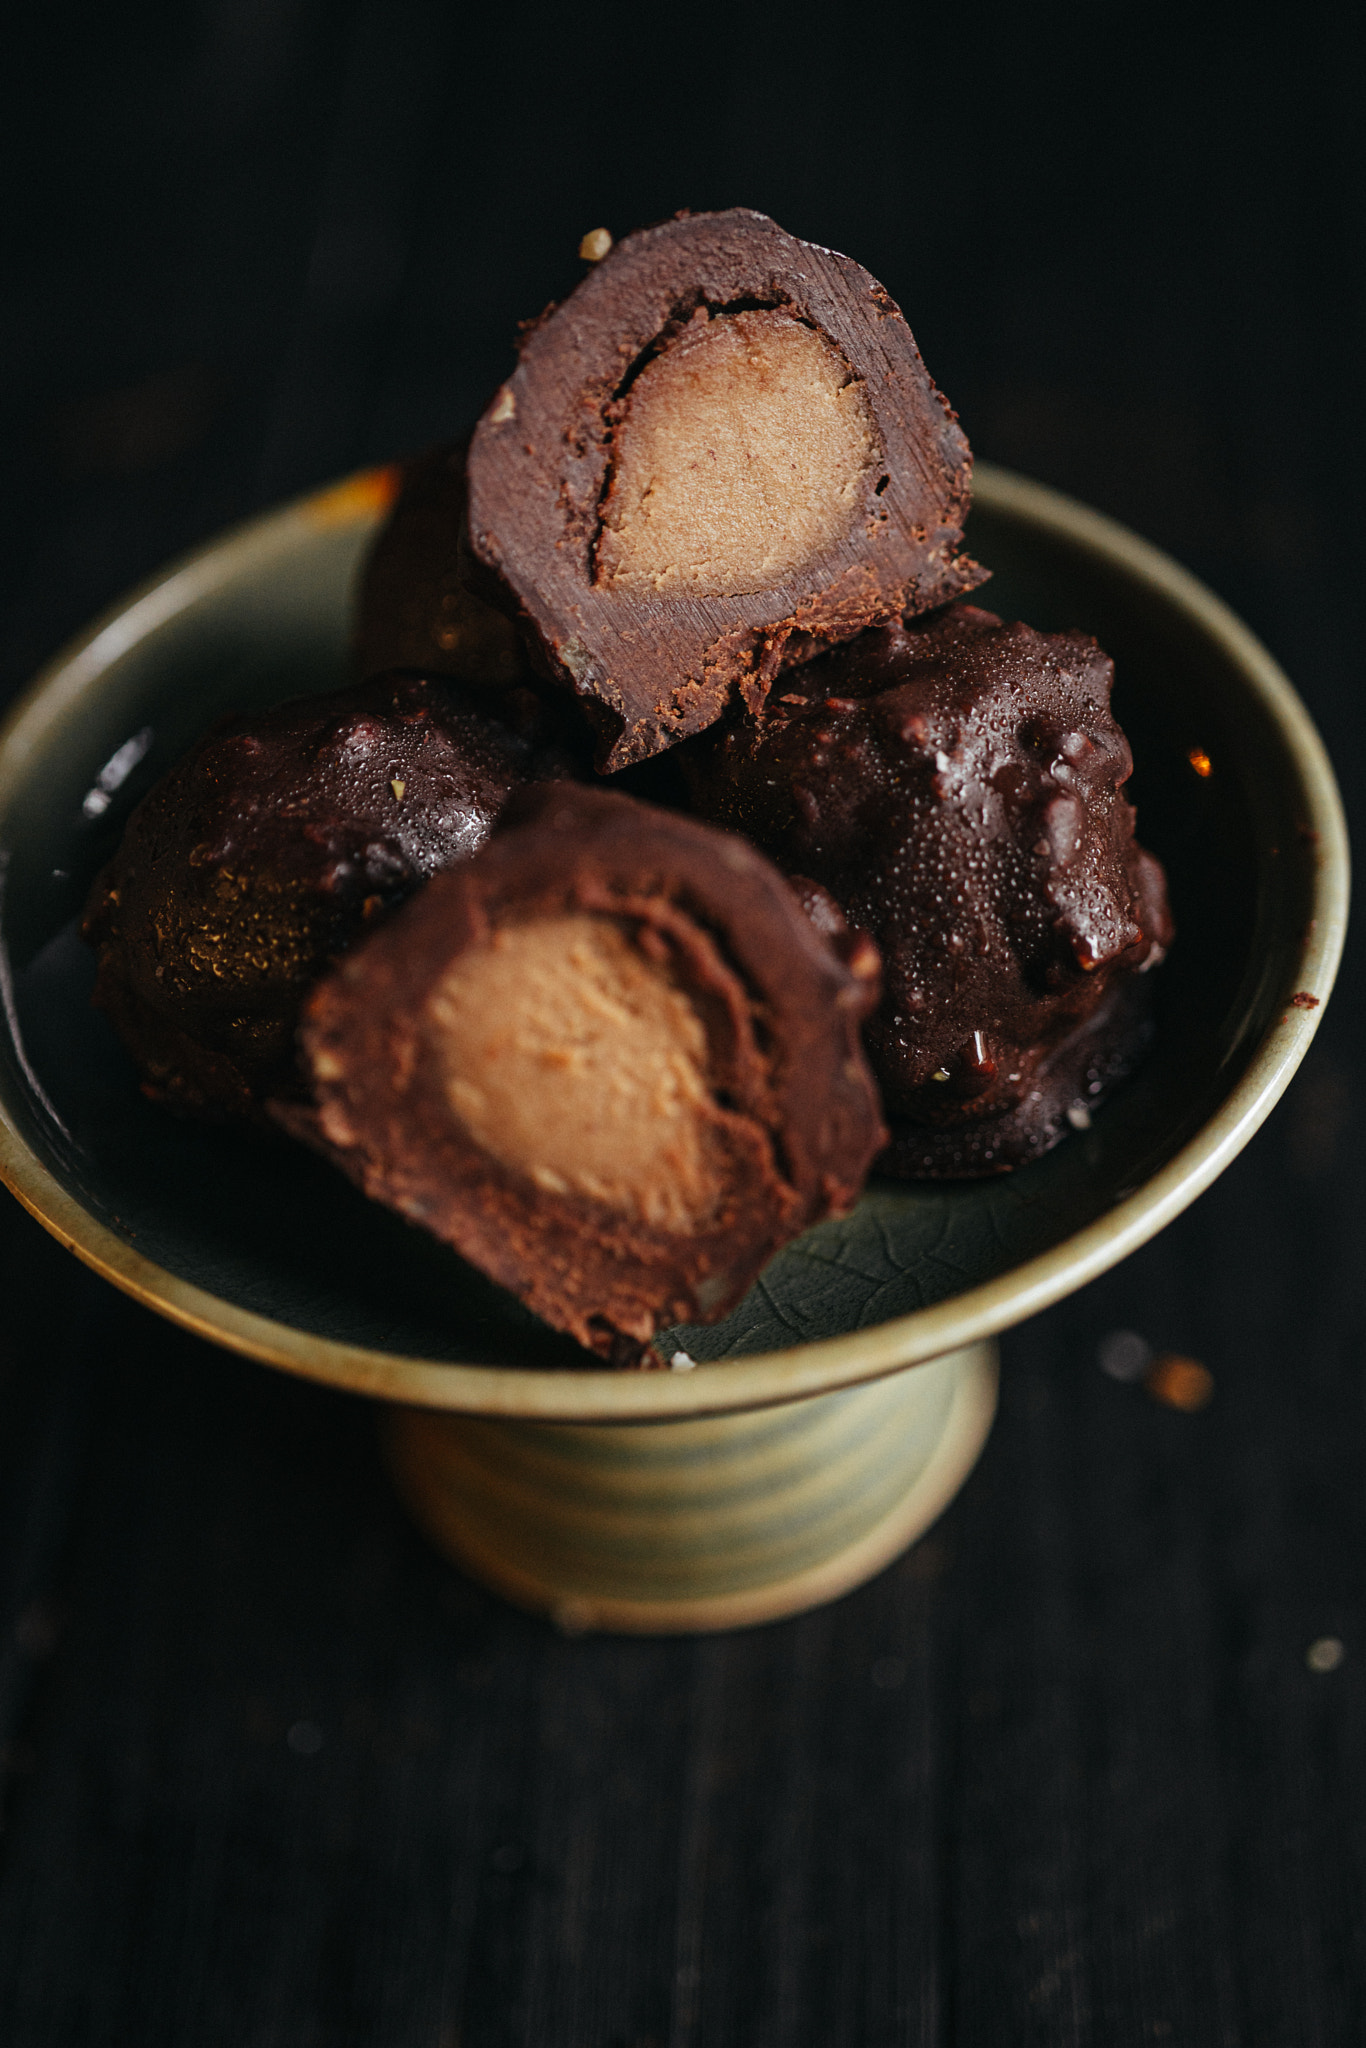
xmin=466 ymin=209 xmax=988 ymax=770
xmin=352 ymin=441 xmax=531 ymax=689
xmin=285 ymin=784 xmax=886 ymax=1362
xmin=82 ymin=672 xmax=583 ymax=1120
xmin=684 ymin=604 xmax=1173 ymax=1176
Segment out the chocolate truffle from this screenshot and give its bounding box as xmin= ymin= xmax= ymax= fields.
xmin=284 ymin=784 xmax=886 ymax=1362
xmin=352 ymin=441 xmax=531 ymax=689
xmin=82 ymin=672 xmax=583 ymax=1120
xmin=466 ymin=208 xmax=988 ymax=770
xmin=684 ymin=604 xmax=1173 ymax=1175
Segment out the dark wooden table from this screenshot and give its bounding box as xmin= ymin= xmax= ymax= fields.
xmin=3 ymin=6 xmax=1364 ymax=2040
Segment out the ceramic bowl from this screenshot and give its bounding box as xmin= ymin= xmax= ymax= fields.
xmin=0 ymin=465 xmax=1348 ymax=1630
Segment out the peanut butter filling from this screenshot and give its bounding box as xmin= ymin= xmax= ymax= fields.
xmin=595 ymin=308 xmax=878 ymax=597
xmin=428 ymin=913 xmax=725 ymax=1230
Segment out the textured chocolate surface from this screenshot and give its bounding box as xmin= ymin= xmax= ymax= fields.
xmin=82 ymin=673 xmax=582 ymax=1120
xmin=466 ymin=209 xmax=987 ymax=770
xmin=352 ymin=441 xmax=532 ymax=689
xmin=286 ymin=784 xmax=885 ymax=1361
xmin=684 ymin=603 xmax=1173 ymax=1175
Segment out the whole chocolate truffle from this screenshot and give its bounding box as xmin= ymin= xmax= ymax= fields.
xmin=282 ymin=784 xmax=885 ymax=1362
xmin=466 ymin=208 xmax=987 ymax=770
xmin=82 ymin=672 xmax=583 ymax=1120
xmin=684 ymin=604 xmax=1173 ymax=1175
xmin=352 ymin=441 xmax=531 ymax=689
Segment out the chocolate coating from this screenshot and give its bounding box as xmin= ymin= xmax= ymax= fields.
xmin=684 ymin=604 xmax=1173 ymax=1175
xmin=466 ymin=208 xmax=987 ymax=771
xmin=283 ymin=784 xmax=886 ymax=1362
xmin=352 ymin=441 xmax=533 ymax=689
xmin=82 ymin=672 xmax=583 ymax=1120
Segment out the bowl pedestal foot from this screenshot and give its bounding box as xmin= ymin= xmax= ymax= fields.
xmin=385 ymin=1341 xmax=998 ymax=1634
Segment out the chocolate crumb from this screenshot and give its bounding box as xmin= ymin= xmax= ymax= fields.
xmin=1144 ymin=1352 xmax=1214 ymax=1412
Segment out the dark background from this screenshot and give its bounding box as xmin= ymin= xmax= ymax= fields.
xmin=2 ymin=4 xmax=1365 ymax=2041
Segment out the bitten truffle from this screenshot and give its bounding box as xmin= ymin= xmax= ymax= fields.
xmin=82 ymin=672 xmax=583 ymax=1120
xmin=466 ymin=208 xmax=988 ymax=770
xmin=684 ymin=604 xmax=1173 ymax=1175
xmin=283 ymin=784 xmax=886 ymax=1361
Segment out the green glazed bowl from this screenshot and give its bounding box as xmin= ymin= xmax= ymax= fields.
xmin=0 ymin=465 xmax=1349 ymax=1426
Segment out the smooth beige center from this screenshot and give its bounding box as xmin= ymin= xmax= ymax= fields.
xmin=428 ymin=914 xmax=723 ymax=1231
xmin=595 ymin=308 xmax=877 ymax=596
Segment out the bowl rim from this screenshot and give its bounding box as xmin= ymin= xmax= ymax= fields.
xmin=0 ymin=462 xmax=1350 ymax=1421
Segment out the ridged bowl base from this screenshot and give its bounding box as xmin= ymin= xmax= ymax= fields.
xmin=386 ymin=1342 xmax=999 ymax=1634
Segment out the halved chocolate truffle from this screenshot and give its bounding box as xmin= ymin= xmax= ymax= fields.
xmin=466 ymin=209 xmax=988 ymax=770
xmin=286 ymin=784 xmax=885 ymax=1361
xmin=684 ymin=604 xmax=1173 ymax=1175
xmin=82 ymin=673 xmax=583 ymax=1120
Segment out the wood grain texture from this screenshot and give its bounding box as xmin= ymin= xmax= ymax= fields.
xmin=2 ymin=1 xmax=1365 ymax=2040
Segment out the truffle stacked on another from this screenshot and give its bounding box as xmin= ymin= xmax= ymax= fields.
xmin=282 ymin=784 xmax=886 ymax=1361
xmin=684 ymin=603 xmax=1173 ymax=1175
xmin=425 ymin=208 xmax=988 ymax=768
xmin=82 ymin=672 xmax=584 ymax=1120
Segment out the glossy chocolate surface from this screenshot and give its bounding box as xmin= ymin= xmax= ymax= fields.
xmin=352 ymin=442 xmax=531 ymax=689
xmin=684 ymin=603 xmax=1173 ymax=1173
xmin=82 ymin=672 xmax=582 ymax=1119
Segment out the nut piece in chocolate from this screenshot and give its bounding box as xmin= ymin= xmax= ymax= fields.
xmin=684 ymin=603 xmax=1173 ymax=1176
xmin=466 ymin=209 xmax=988 ymax=770
xmin=82 ymin=672 xmax=583 ymax=1120
xmin=287 ymin=784 xmax=886 ymax=1362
